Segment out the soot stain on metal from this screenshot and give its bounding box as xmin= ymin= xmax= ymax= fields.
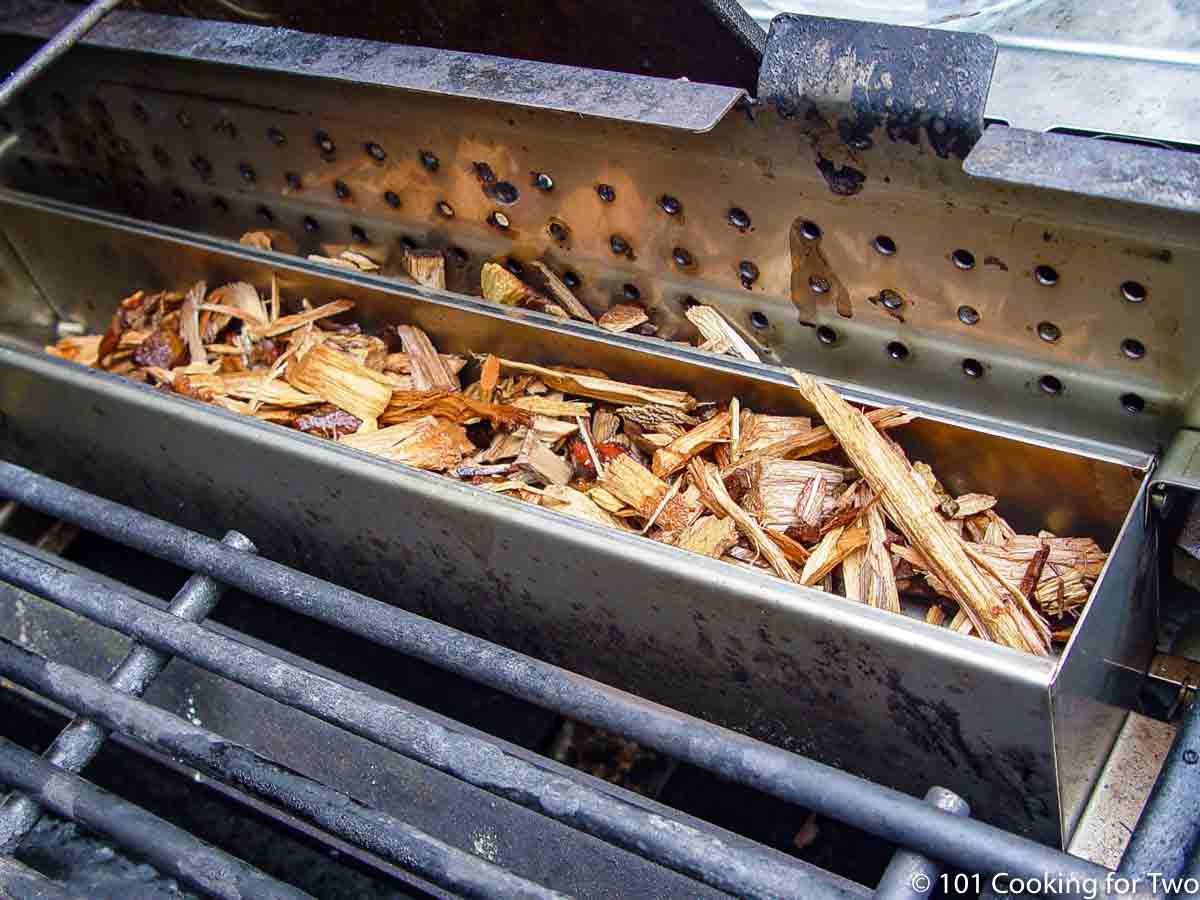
xmin=815 ymin=156 xmax=865 ymax=196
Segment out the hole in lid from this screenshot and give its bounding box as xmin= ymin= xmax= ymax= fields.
xmin=152 ymin=145 xmax=170 ymax=168
xmin=623 ymin=283 xmax=640 ymax=301
xmin=285 ymin=172 xmax=302 ymax=190
xmin=727 ymin=207 xmax=751 ymax=230
xmin=333 ymin=180 xmax=351 ymax=200
xmin=1121 ymin=338 xmax=1146 ymax=360
xmin=886 ymin=341 xmax=909 ymax=360
xmin=448 ymin=247 xmax=468 ymax=266
xmin=384 ymin=190 xmax=400 ymax=208
xmin=750 ymin=311 xmax=769 ymax=330
xmin=420 ymin=150 xmax=439 ymax=171
xmin=351 ymin=225 xmax=368 ymax=243
xmin=504 ymin=258 xmax=523 ymax=276
xmin=1038 ymin=374 xmax=1063 ymax=395
xmin=952 ymin=248 xmax=975 ymax=270
xmin=957 ymin=305 xmax=980 ymax=326
xmin=170 ymin=187 xmax=187 ymax=206
xmin=488 ymin=211 xmax=511 ymax=230
xmin=1121 ymin=392 xmax=1145 ymax=413
xmin=873 ymin=235 xmax=897 ymax=256
xmin=256 ymin=205 xmax=273 ymax=223
xmin=659 ymin=195 xmax=681 ymax=216
xmin=1035 ymin=264 xmax=1059 ymax=286
xmin=238 ymin=162 xmax=256 ymax=183
xmin=879 ymin=289 xmax=904 ymax=311
xmin=437 ymin=201 xmax=455 ymax=218
xmin=610 ymin=234 xmax=630 ymax=255
xmin=800 ymin=221 xmax=822 ymax=241
xmin=1121 ymin=280 xmax=1147 ymax=303
xmin=365 ymin=141 xmax=386 ymax=161
xmin=267 ymin=126 xmax=286 ymax=146
xmin=176 ymin=108 xmax=193 ymax=128
xmin=214 ymin=117 xmax=237 ymax=140
xmin=303 ymin=216 xmax=320 ymax=233
xmin=563 ymin=271 xmax=581 ymax=289
xmin=548 ymin=220 xmax=569 ymax=242
xmin=809 ymin=275 xmax=829 ymax=294
xmin=739 ymin=260 xmax=759 ymax=288
xmin=131 ymin=101 xmax=148 ymax=124
xmin=962 ymin=358 xmax=984 ymax=378
xmin=400 ymin=236 xmax=418 ymax=250
xmin=816 ymin=325 xmax=837 ymax=345
xmin=315 ymin=130 xmax=336 ymax=156
xmin=532 ymin=172 xmax=554 ymax=192
xmin=1037 ymin=321 xmax=1061 ymax=343
xmin=474 ymin=162 xmax=496 ymax=184
xmin=494 ymin=181 xmax=519 ymax=204
xmin=212 ymin=196 xmax=228 ymax=214
xmin=680 ymin=295 xmax=700 ymax=310
xmin=673 ymin=247 xmax=694 ymax=267
xmin=596 ymin=183 xmax=616 ymax=203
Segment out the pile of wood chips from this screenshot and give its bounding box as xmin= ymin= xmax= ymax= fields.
xmin=46 ymin=236 xmax=1108 ymax=656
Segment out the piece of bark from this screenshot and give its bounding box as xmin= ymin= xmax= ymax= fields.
xmin=516 ymin=430 xmax=573 ymax=486
xmin=481 ymin=262 xmax=533 ymax=305
xmin=396 ymin=325 xmax=459 ymax=392
xmin=685 ymin=304 xmax=760 ymax=362
xmin=605 ymin=454 xmax=701 ymax=532
xmin=293 ymin=405 xmax=363 ymax=438
xmin=616 ymin=405 xmax=700 ymax=430
xmin=497 ymin=359 xmax=696 ymax=410
xmin=652 ymin=412 xmax=731 ymax=478
xmin=286 ymin=340 xmax=392 ymax=423
xmin=688 ymin=459 xmax=799 ymax=583
xmin=799 ymin=526 xmax=868 ymax=586
xmin=512 ymin=396 xmax=591 ymax=418
xmin=404 ymin=250 xmax=446 ymax=289
xmin=247 ymin=300 xmax=355 ymax=340
xmin=941 ymin=493 xmax=998 ymax=519
xmin=1018 ymin=541 xmax=1052 ymax=601
xmin=339 ymin=415 xmax=472 ymax=471
xmin=726 ymin=406 xmax=915 ymax=475
xmin=132 ymin=329 xmax=186 ymax=369
xmin=598 ymin=304 xmax=649 ymax=333
xmin=541 ymin=485 xmax=623 ymax=528
xmin=529 ymin=261 xmax=596 ymax=324
xmin=677 ymin=515 xmax=741 ymax=559
xmin=791 ymin=371 xmax=1049 ymax=655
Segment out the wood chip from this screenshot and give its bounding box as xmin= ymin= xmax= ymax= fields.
xmin=46 ymin=334 xmax=102 ymax=367
xmin=725 ymin=406 xmax=914 ymax=474
xmin=941 ymin=492 xmax=998 ymax=519
xmin=339 ymin=415 xmax=473 ymax=471
xmin=616 ymin=405 xmax=699 ymax=430
xmin=791 ymin=372 xmax=1049 ymax=655
xmin=739 ymin=414 xmax=812 ymax=455
xmin=247 ymin=300 xmax=355 ymax=340
xmin=404 ymin=250 xmax=446 ymax=289
xmin=605 ymin=454 xmax=701 ymax=533
xmin=688 ymin=459 xmax=798 ymax=583
xmin=685 ymin=304 xmax=760 ymax=362
xmin=222 ymin=372 xmax=323 ymax=407
xmin=741 ymin=459 xmax=851 ymax=530
xmin=516 ymin=430 xmax=574 ymax=486
xmin=512 ymin=396 xmax=591 ymax=418
xmin=598 ymin=304 xmax=649 ymax=333
xmin=286 ymin=340 xmax=392 ymax=423
xmin=677 ymin=515 xmax=740 ymax=559
xmin=529 ymin=261 xmax=596 ymax=324
xmin=652 ymin=412 xmax=731 ymax=478
xmin=208 ymin=282 xmax=268 ymax=326
xmin=497 ymin=359 xmax=696 ymax=410
xmin=397 ymin=325 xmax=459 ymax=392
xmin=800 ymin=526 xmax=868 ymax=586
xmin=541 ymin=485 xmax=623 ymax=528
xmin=481 ymin=262 xmax=533 ymax=305
xmin=479 ymin=354 xmax=500 ymax=404
xmin=925 ymin=606 xmax=947 ymax=626
xmin=592 ymin=408 xmax=620 ymax=443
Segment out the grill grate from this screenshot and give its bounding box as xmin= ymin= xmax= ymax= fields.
xmin=0 ymin=462 xmax=1193 ymax=898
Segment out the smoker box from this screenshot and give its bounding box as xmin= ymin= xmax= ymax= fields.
xmin=0 ymin=1 xmax=1194 ymax=849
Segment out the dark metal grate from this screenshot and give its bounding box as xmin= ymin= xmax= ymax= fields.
xmin=0 ymin=461 xmax=1195 ymax=899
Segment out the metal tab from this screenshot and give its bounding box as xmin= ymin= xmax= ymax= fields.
xmin=758 ymin=14 xmax=997 ymax=168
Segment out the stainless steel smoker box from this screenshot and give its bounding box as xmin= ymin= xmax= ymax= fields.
xmin=0 ymin=1 xmax=1195 ymax=850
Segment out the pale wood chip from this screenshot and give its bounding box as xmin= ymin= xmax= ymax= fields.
xmin=515 ymin=430 xmax=573 ymax=486
xmin=592 ymin=408 xmax=620 ymax=443
xmin=941 ymin=492 xmax=998 ymax=519
xmin=221 ymin=372 xmax=323 ymax=408
xmin=286 ymin=340 xmax=392 ymax=423
xmin=339 ymin=415 xmax=472 ymax=471
xmin=529 ymin=261 xmax=596 ymax=323
xmin=688 ymin=458 xmax=798 ymax=583
xmin=541 ymin=485 xmax=623 ymax=528
xmin=46 ymin=334 xmax=102 ymax=367
xmin=598 ymin=304 xmax=649 ymax=333
xmin=340 ymin=250 xmax=381 ymax=272
xmin=948 ymin=610 xmax=975 ymax=635
xmin=652 ymin=411 xmax=731 ymax=478
xmin=497 ymin=359 xmax=695 ymax=410
xmin=677 ymin=515 xmax=740 ymax=559
xmin=209 ymin=282 xmax=268 ymax=325
xmin=479 ymin=354 xmax=500 ymax=404
xmin=925 ymin=606 xmax=947 ymax=626
xmin=247 ymin=300 xmax=355 ymax=340
xmin=179 ymin=281 xmax=207 ymax=366
xmin=605 ymin=454 xmax=702 ymax=533
xmin=739 ymin=413 xmax=812 ymax=455
xmin=685 ymin=304 xmax=760 ymax=362
xmin=396 ymin=325 xmax=459 ymax=392
xmin=588 ymin=486 xmax=627 ymax=514
xmin=307 ymin=254 xmax=360 ymax=271
xmin=725 ymin=406 xmax=914 ymax=475
xmin=740 ymin=459 xmax=851 ymax=530
xmin=800 ymin=526 xmax=868 ymax=586
xmin=404 ymin=250 xmax=446 ymax=289
xmin=512 ymin=396 xmax=591 ymax=418
xmin=481 ymin=262 xmax=532 ymax=305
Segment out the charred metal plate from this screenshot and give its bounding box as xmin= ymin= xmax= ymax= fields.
xmin=758 ymin=14 xmax=996 ymax=167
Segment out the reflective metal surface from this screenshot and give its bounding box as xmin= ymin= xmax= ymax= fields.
xmin=0 ymin=5 xmax=1191 ymax=455
xmin=0 ymin=193 xmax=1154 ymax=844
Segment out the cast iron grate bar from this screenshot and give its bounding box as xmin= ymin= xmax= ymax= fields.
xmin=0 ymin=461 xmax=1111 ymax=890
